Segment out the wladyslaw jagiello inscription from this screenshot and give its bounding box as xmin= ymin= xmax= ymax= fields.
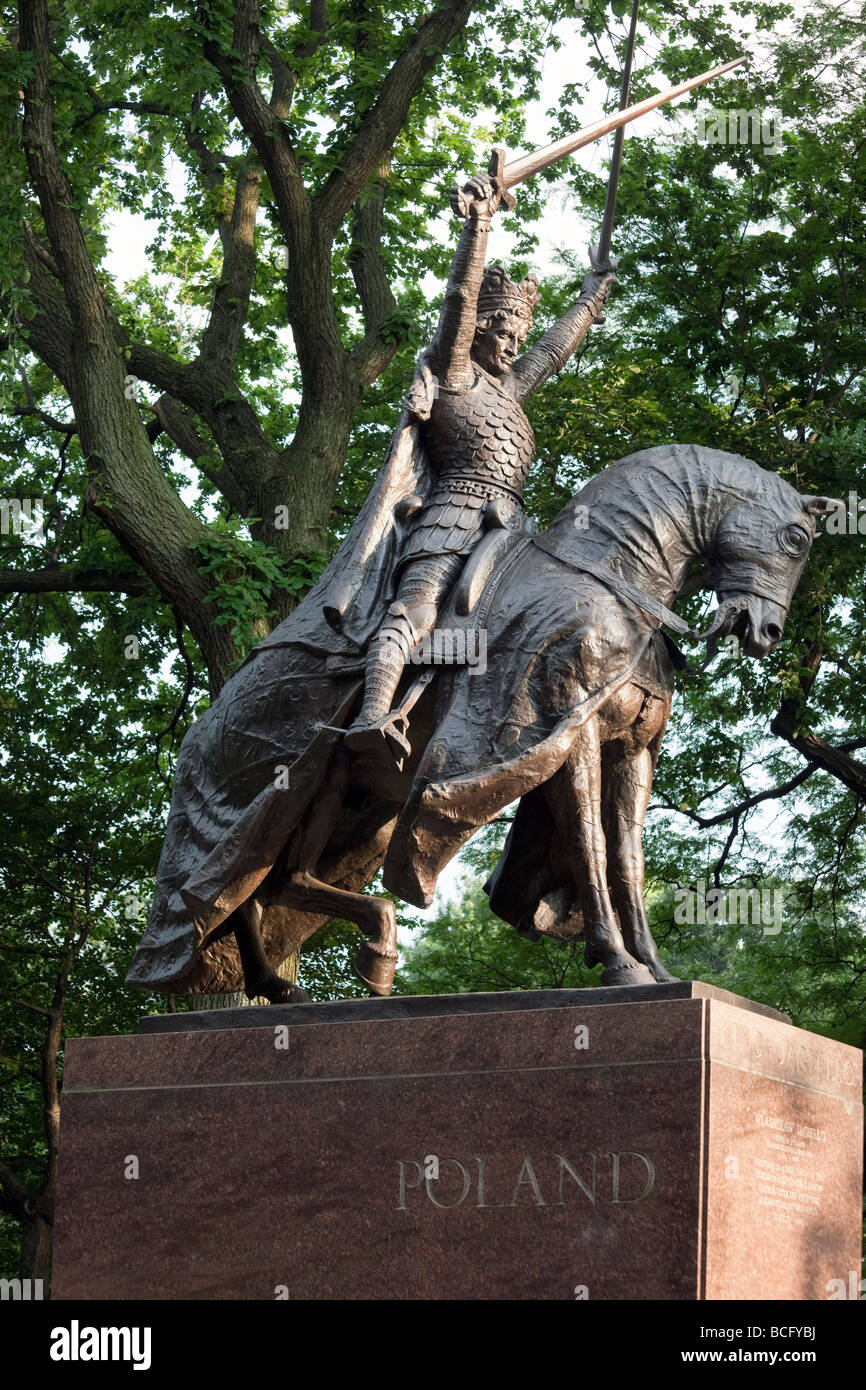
xmin=396 ymin=1151 xmax=656 ymax=1210
xmin=715 ymin=1016 xmax=860 ymax=1091
xmin=752 ymin=1110 xmax=828 ymax=1229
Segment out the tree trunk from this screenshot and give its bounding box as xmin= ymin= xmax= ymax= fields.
xmin=19 ymin=1210 xmax=52 ymax=1287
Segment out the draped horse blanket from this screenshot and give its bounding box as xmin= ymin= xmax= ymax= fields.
xmin=126 ymin=412 xmax=669 ymax=993
xmin=127 ymin=404 xmax=431 ymax=992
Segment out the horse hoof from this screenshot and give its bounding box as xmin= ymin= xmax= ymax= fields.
xmin=246 ymin=976 xmax=310 ymax=1004
xmin=353 ymin=942 xmax=398 ymax=997
xmin=600 ymin=962 xmax=656 ymax=987
xmin=648 ymin=962 xmax=677 ymax=984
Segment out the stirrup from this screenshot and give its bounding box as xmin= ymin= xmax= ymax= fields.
xmin=344 ymin=668 xmax=434 ymax=768
xmin=344 ymin=709 xmax=412 ymax=765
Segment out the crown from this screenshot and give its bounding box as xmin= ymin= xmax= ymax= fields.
xmin=476 ymin=264 xmax=540 ymax=324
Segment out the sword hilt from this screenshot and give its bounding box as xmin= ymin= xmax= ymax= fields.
xmin=588 ymin=242 xmax=618 ymax=276
xmin=487 ymin=147 xmax=516 ymax=212
xmin=450 ymin=147 xmax=516 ymax=219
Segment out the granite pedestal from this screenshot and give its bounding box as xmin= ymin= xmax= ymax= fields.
xmin=51 ymin=982 xmax=863 ymax=1300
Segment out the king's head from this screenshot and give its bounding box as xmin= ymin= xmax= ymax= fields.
xmin=472 ymin=264 xmax=540 ymax=377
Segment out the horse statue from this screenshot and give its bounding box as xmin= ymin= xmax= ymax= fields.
xmin=126 ymin=443 xmax=833 ymax=1002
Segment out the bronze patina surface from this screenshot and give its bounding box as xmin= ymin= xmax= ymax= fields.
xmin=126 ymin=158 xmax=836 ymax=1003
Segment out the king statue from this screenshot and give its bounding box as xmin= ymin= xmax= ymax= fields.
xmin=124 ymin=58 xmax=765 ymax=1005
xmin=343 ymin=165 xmax=616 ymax=760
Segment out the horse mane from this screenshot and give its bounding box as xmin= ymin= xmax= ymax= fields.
xmin=543 ymin=444 xmax=799 ymax=594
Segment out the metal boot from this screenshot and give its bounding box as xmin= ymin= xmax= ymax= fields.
xmin=344 ymin=631 xmax=411 ymax=758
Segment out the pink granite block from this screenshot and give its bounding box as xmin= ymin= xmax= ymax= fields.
xmin=51 ymin=993 xmax=862 ymax=1301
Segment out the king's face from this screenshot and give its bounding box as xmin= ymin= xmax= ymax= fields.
xmin=472 ymin=313 xmax=530 ymax=377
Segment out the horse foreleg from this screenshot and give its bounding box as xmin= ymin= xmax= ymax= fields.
xmin=268 ymin=753 xmax=398 ymax=997
xmin=278 ymin=870 xmax=398 ymax=997
xmin=233 ymin=897 xmax=311 ymax=1004
xmin=602 ymin=746 xmax=676 ymax=984
xmin=547 ymin=717 xmax=655 ymax=987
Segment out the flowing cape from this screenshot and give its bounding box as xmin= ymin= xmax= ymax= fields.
xmin=126 ymin=403 xmax=434 ymax=992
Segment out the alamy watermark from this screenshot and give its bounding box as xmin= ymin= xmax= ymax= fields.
xmin=0 ymin=497 xmax=44 ymax=545
xmin=672 ymin=107 xmax=781 ymax=155
xmin=381 ymin=626 xmax=487 ymax=675
xmin=1 ymin=1276 xmax=44 ymax=1300
xmin=826 ymin=1271 xmax=865 ymax=1299
xmin=821 ymin=493 xmax=866 ymax=536
xmin=673 ymin=879 xmax=784 ymax=935
xmin=49 ymin=1322 xmax=152 ymax=1370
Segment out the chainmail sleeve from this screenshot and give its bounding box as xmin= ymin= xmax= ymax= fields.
xmin=426 ymin=214 xmax=492 ymax=388
xmin=509 ymin=270 xmax=616 ymax=404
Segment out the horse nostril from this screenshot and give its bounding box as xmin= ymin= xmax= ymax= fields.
xmin=764 ymin=622 xmax=782 ymax=644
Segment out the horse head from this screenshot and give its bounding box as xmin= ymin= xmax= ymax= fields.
xmin=535 ymin=445 xmax=839 ymax=666
xmin=702 ymin=485 xmax=840 ymax=658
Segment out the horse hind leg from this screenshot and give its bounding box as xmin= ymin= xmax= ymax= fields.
xmin=232 ymin=896 xmax=311 ymax=1004
xmin=271 ymin=752 xmax=398 ymax=996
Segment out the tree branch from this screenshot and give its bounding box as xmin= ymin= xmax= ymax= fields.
xmin=346 ymin=157 xmax=402 ymax=386
xmin=0 ymin=567 xmax=150 ymax=596
xmin=12 ymin=405 xmax=76 ymax=433
xmin=23 ymin=220 xmax=60 ymax=279
xmin=71 ymin=99 xmax=175 ymax=131
xmin=0 ymin=990 xmax=53 ymax=1017
xmin=653 ymin=761 xmax=819 ymax=828
xmin=123 ymin=344 xmax=281 ymax=511
xmin=18 ymin=0 xmax=241 ymax=693
xmin=261 ymin=2 xmax=329 ymax=116
xmin=15 ymin=238 xmax=74 ymax=384
xmin=317 ymin=0 xmax=476 ymax=231
xmin=148 ymin=394 xmax=209 ymax=459
xmin=202 ymin=1 xmax=309 ymax=230
xmin=771 ymin=710 xmax=866 ymax=800
xmin=148 ymin=394 xmax=251 ymax=515
xmin=200 ymin=158 xmax=262 ymax=366
xmin=768 ymin=642 xmax=866 ymax=801
xmin=180 ymin=97 xmax=228 ymax=192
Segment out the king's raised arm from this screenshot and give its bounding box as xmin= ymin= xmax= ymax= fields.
xmin=424 ymin=159 xmax=617 ymax=406
xmin=343 ymin=158 xmax=621 ymax=761
xmin=426 ymin=169 xmax=505 ymax=388
xmin=509 ymin=251 xmax=617 ymax=404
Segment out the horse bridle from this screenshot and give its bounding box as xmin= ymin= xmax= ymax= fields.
xmin=530 ymin=536 xmax=700 ymax=641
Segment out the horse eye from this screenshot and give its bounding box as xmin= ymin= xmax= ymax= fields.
xmin=779 ymin=523 xmax=810 ymax=556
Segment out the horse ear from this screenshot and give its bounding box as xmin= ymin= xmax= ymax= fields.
xmin=801 ymin=494 xmax=844 ymax=517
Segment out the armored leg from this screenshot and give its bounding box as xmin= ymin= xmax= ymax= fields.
xmin=345 ymin=552 xmax=464 ymax=754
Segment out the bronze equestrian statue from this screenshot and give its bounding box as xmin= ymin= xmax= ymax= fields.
xmin=125 ymin=167 xmax=835 ymax=1004
xmin=126 ymin=75 xmax=836 ymax=1004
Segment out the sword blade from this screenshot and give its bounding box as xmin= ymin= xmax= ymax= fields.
xmin=596 ymin=0 xmax=641 ymax=268
xmin=502 ymin=55 xmax=747 ymax=190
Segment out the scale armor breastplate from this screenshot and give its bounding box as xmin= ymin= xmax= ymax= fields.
xmin=424 ymin=367 xmax=535 ymax=495
xmin=397 ymin=367 xmax=535 ymax=573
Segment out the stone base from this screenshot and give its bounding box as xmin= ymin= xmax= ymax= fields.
xmin=52 ymin=983 xmax=862 ymax=1300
